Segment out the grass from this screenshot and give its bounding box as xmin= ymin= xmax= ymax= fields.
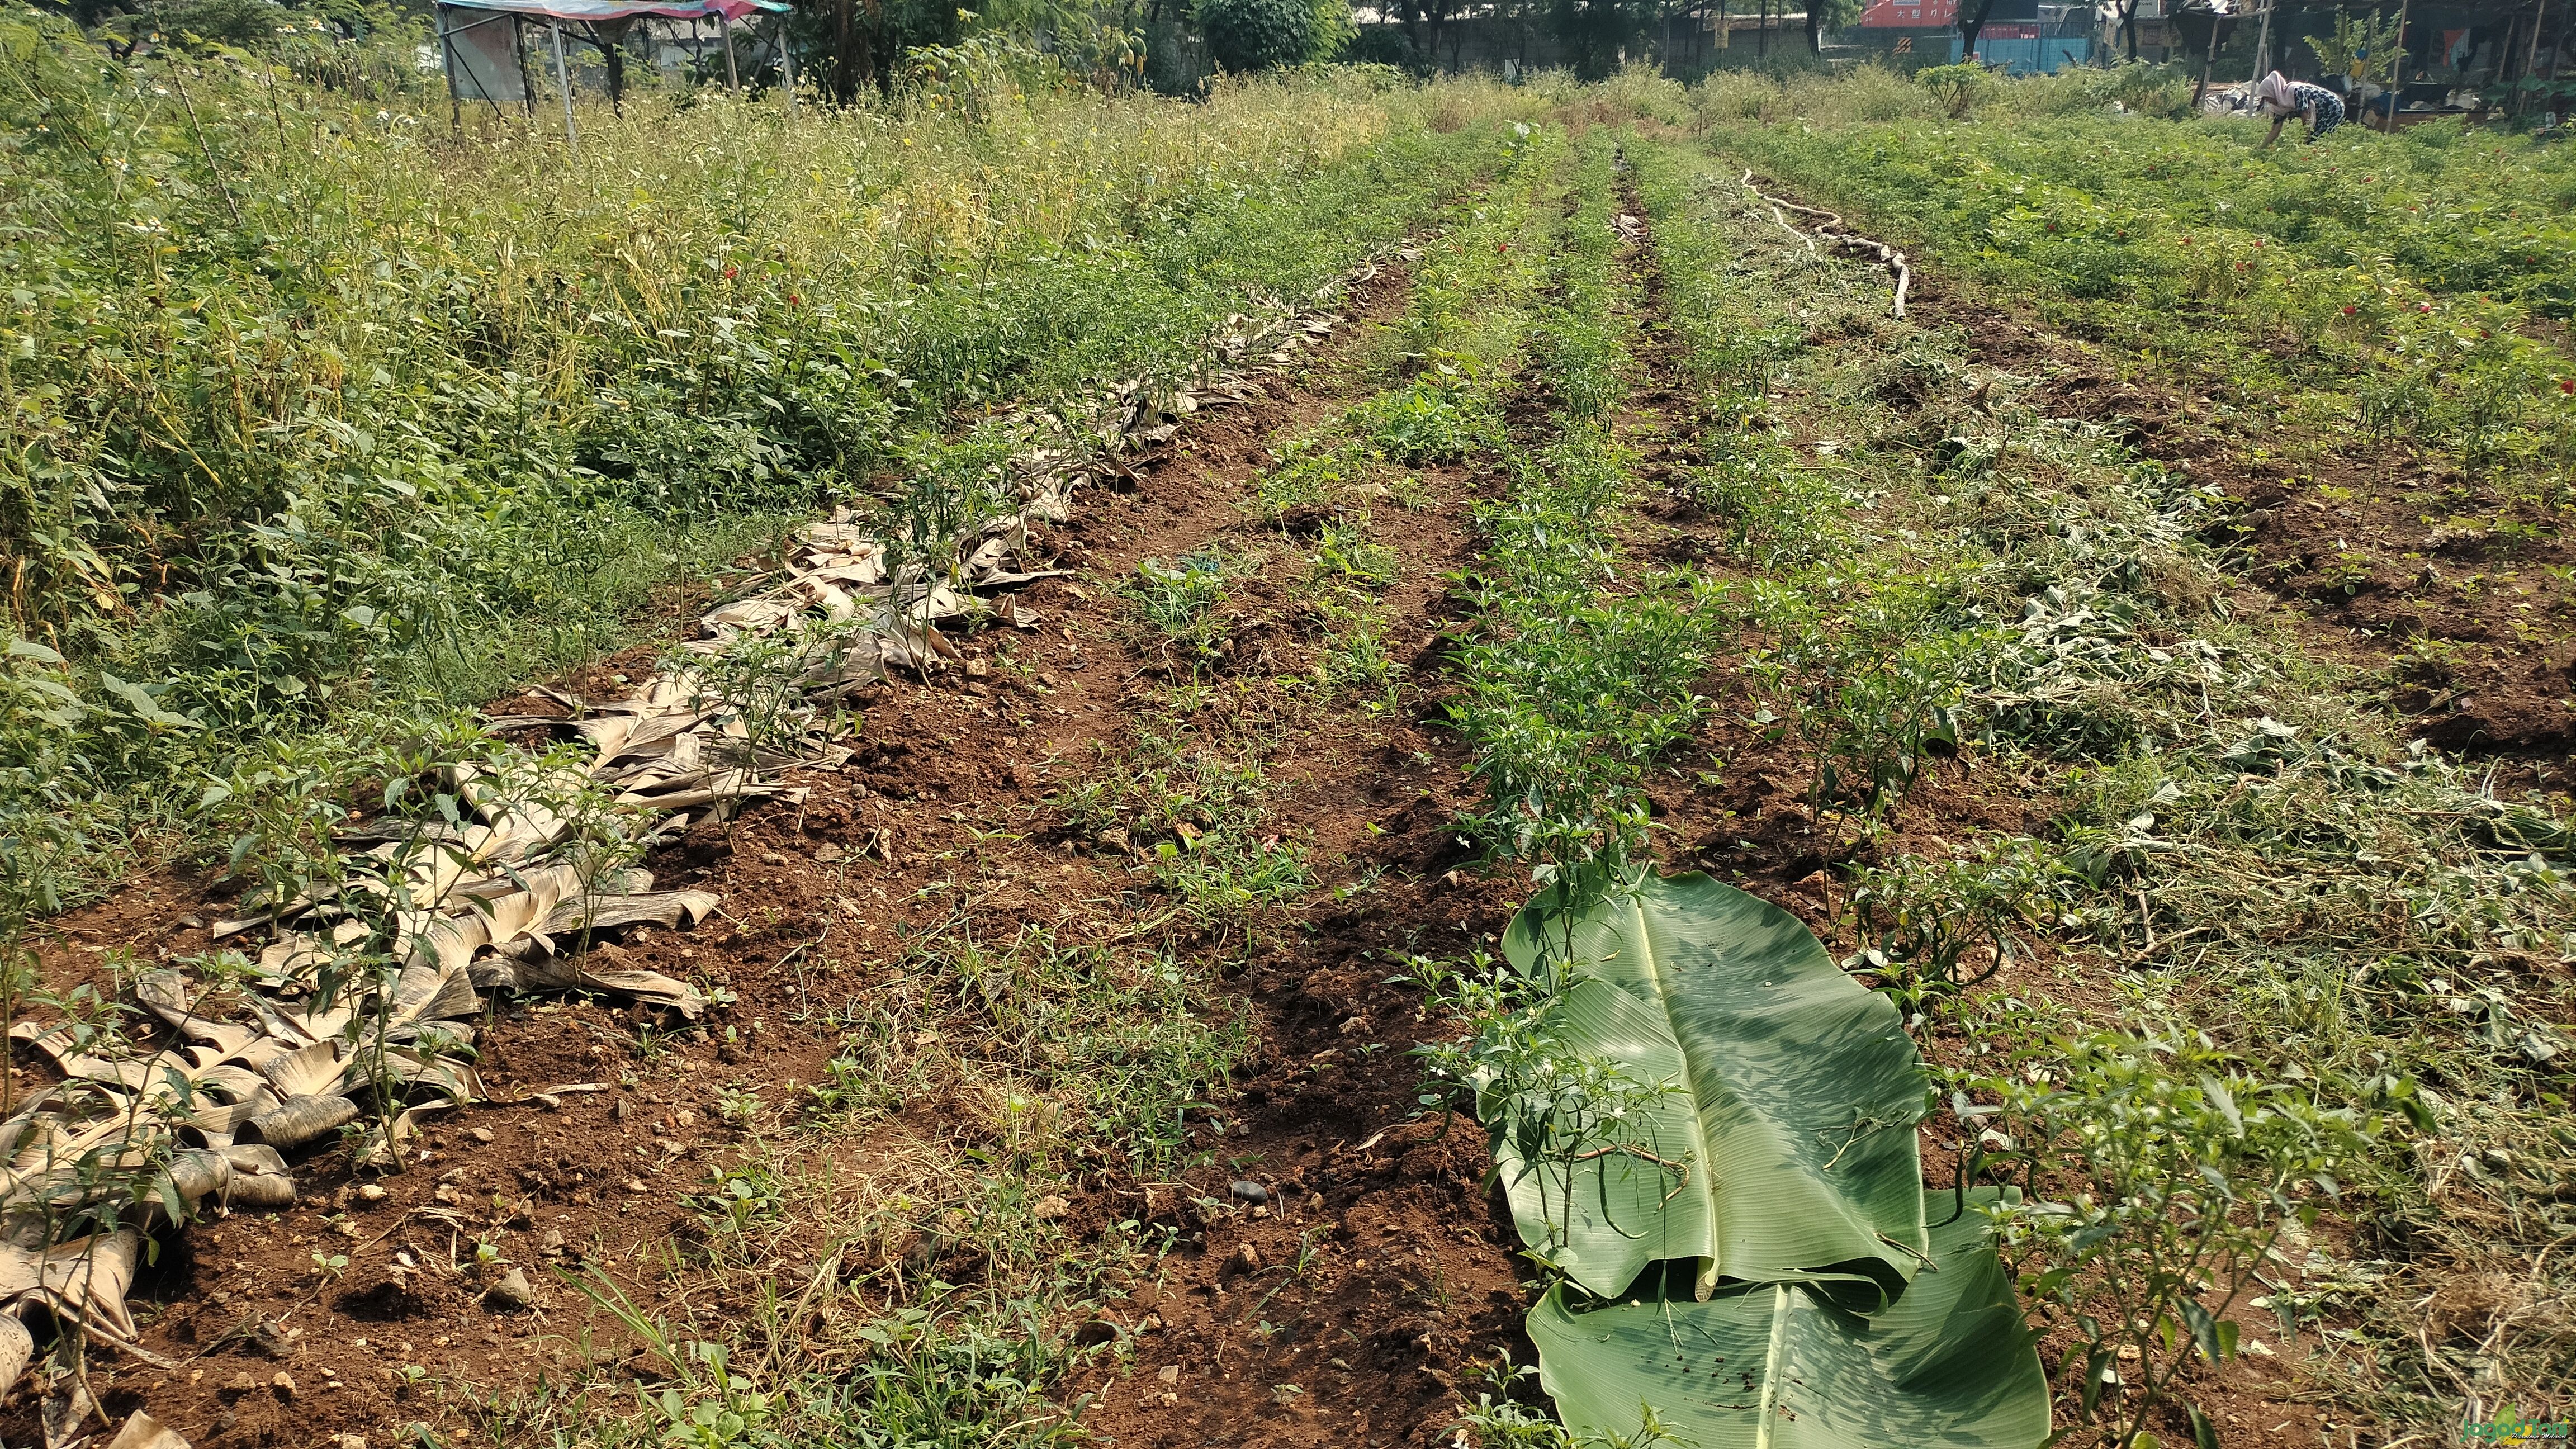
xmin=0 ymin=16 xmax=1538 ymax=924
xmin=466 ymin=899 xmax=1254 ymax=1447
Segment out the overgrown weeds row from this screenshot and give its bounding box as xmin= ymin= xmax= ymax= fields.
xmin=0 ymin=20 xmax=1532 ymax=924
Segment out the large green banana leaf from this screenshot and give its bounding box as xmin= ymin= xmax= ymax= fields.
xmin=1495 ymin=872 xmax=1928 ymax=1309
xmin=1527 ymin=1191 xmax=2050 ymax=1449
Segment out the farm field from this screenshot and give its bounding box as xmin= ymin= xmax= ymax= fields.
xmin=2 ymin=32 xmax=2572 ymax=1449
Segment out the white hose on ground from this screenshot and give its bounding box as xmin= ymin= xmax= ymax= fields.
xmin=1740 ymin=169 xmax=1911 ymax=320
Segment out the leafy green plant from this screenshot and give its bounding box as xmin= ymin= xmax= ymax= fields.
xmin=1197 ymin=0 xmax=1351 ymax=71
xmin=1958 ymin=1030 xmax=2377 ymax=1448
xmin=1915 ymin=63 xmax=1991 ymax=121
xmin=1742 ymin=576 xmax=1986 ymax=840
xmin=1123 ymin=548 xmax=1231 ymax=662
xmin=689 ymin=1163 xmax=789 ymax=1238
xmin=2303 ymin=9 xmax=2404 ymax=92
xmin=1313 ymin=512 xmax=1397 ymax=589
xmin=1844 ymin=841 xmax=2047 ymax=1015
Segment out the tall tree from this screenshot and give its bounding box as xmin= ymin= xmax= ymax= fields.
xmin=1957 ymin=0 xmax=1999 ymax=53
xmin=1806 ymin=0 xmax=1858 ymax=52
xmin=1546 ymin=0 xmax=1650 ymax=76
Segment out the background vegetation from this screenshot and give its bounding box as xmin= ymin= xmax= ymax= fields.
xmin=0 ymin=11 xmax=1528 ymax=925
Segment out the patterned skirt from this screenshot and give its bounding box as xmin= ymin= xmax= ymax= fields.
xmin=2301 ymin=86 xmax=2346 ymax=136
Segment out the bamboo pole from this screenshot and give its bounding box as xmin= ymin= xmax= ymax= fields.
xmin=549 ymin=18 xmax=577 ymax=153
xmin=719 ymin=10 xmax=741 ymax=93
xmin=2381 ymin=0 xmax=2409 ymax=130
xmin=2523 ymin=0 xmax=2549 ymax=113
xmin=779 ymin=19 xmax=798 ymax=113
xmin=2193 ymin=4 xmax=2222 ymax=107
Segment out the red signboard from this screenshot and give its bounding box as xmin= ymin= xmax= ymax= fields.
xmin=1859 ymin=0 xmax=1957 ymax=27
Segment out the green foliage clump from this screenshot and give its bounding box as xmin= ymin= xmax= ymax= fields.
xmin=1959 ymin=1029 xmax=2379 ymax=1449
xmin=1914 ymin=61 xmax=1991 ymax=120
xmin=1196 ymin=0 xmax=1349 ymax=72
xmin=0 ymin=15 xmax=1526 ymax=913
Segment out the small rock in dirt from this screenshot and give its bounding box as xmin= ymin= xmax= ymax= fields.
xmin=1156 ymin=1365 xmax=1181 ymax=1385
xmin=815 ymin=843 xmax=847 ymax=864
xmin=1338 ymin=1016 xmax=1366 ymax=1035
xmin=539 ymin=1228 xmax=566 ymax=1254
xmin=1032 ymin=1194 xmax=1071 ymax=1221
xmin=1095 ymin=826 xmax=1133 ymax=856
xmin=469 ymin=1127 xmax=494 ymax=1144
xmin=271 ymin=1371 xmax=297 ymax=1399
xmin=248 ymin=1317 xmax=292 ymax=1357
xmin=433 ymin=1184 xmax=460 ymax=1205
xmin=761 ymin=851 xmax=787 ymax=865
xmin=1228 ymin=1243 xmax=1262 ymax=1275
xmin=333 ymin=1436 xmax=367 ymax=1449
xmin=486 ymin=1268 xmax=535 ymax=1310
xmin=623 ymin=1178 xmax=648 ymax=1193
xmin=1306 ymin=1194 xmax=1325 ymax=1213
xmin=357 ymin=1183 xmax=387 ymax=1203
xmin=1228 ymin=1180 xmax=1268 ymax=1206
xmin=222 ymin=1372 xmax=258 ymax=1396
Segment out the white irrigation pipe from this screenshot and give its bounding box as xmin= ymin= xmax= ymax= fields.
xmin=1741 ymin=169 xmax=1911 ymax=320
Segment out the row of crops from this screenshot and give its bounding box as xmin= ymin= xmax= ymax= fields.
xmin=1364 ymin=128 xmax=2044 ymax=1447
xmin=1386 ymin=112 xmax=2572 ymax=1445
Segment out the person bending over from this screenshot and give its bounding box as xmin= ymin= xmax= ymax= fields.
xmin=2253 ymin=70 xmax=2345 ymax=143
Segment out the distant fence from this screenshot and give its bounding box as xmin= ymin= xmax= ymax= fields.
xmin=1948 ymin=34 xmax=2094 ymax=71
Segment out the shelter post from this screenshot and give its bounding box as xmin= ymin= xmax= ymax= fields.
xmin=719 ymin=10 xmax=742 ymax=92
xmin=550 ymin=18 xmax=579 ymax=152
xmin=780 ymin=20 xmax=798 ymax=113
xmin=2382 ymin=0 xmax=2409 ymax=129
